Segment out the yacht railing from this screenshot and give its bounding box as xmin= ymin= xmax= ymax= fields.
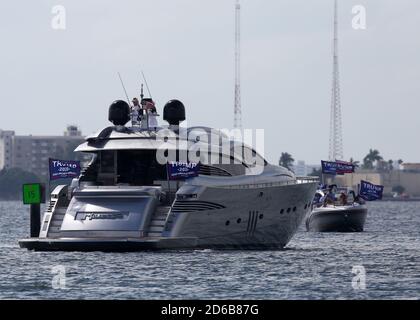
xmin=297 ymin=177 xmax=320 ymax=184
xmin=214 ymin=177 xmax=319 ymax=190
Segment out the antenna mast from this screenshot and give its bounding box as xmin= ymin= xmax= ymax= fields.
xmin=117 ymin=72 xmax=131 ymax=106
xmin=141 ymin=71 xmax=153 ymax=99
xmin=234 ymin=0 xmax=242 ymax=130
xmin=329 ymin=0 xmax=344 ymax=161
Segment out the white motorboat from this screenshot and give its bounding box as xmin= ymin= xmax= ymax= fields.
xmin=20 ymin=98 xmax=318 ymax=251
xmin=306 ymin=188 xmax=368 ymax=232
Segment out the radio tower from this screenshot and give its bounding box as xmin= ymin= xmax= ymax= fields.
xmin=329 ymin=0 xmax=344 ymax=161
xmin=234 ymin=0 xmax=242 ymax=130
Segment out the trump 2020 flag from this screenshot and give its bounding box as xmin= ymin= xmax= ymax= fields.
xmin=49 ymin=159 xmax=81 ymax=181
xmin=167 ymin=162 xmax=200 ymax=180
xmin=321 ymin=160 xmax=355 ymax=175
xmin=321 ymin=161 xmax=338 ymax=175
xmin=359 ymin=180 xmax=384 ymax=201
xmin=335 ymin=160 xmax=356 ymax=174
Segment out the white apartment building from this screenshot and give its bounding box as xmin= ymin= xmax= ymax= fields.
xmin=0 ymin=126 xmax=85 ymax=178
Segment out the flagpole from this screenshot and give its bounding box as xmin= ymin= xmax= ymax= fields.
xmin=47 ymin=158 xmax=52 ymax=201
xmin=166 ymin=163 xmax=172 ymax=205
xmin=321 ymin=160 xmax=326 ymax=187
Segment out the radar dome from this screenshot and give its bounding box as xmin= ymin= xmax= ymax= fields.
xmin=163 ymin=100 xmax=186 ymax=126
xmin=108 ymin=100 xmax=130 ymax=126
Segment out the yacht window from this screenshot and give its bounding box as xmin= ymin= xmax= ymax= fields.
xmin=198 ymin=164 xmax=232 ymax=177
xmin=117 ymin=150 xmax=167 ymax=186
xmin=88 ymin=150 xmax=168 ymax=186
xmin=199 ymin=152 xmax=247 ymax=176
xmin=100 ymin=151 xmax=115 ymax=174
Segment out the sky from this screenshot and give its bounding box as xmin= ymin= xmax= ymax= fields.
xmin=0 ymin=0 xmax=419 ymax=165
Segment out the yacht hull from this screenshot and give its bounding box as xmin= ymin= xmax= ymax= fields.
xmin=306 ymin=205 xmax=368 ymax=232
xmin=19 ymin=181 xmax=317 ymax=252
xmin=19 ymin=237 xmax=198 ymax=252
xmin=19 ymin=237 xmax=287 ymax=252
xmin=170 ymin=182 xmax=316 ymax=249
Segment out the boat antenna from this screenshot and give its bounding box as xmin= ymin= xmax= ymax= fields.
xmin=140 ymin=84 xmax=144 ymax=100
xmin=141 ymin=71 xmax=153 ymax=99
xmin=117 ymin=72 xmax=131 ymax=106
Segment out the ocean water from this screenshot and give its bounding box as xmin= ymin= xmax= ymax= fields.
xmin=0 ymin=201 xmax=418 ymax=300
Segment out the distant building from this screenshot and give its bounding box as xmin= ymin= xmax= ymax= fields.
xmin=332 ymin=169 xmax=420 ymax=197
xmin=291 ymin=161 xmax=321 ymax=177
xmin=0 ymin=130 xmax=14 ymax=171
xmin=306 ymin=164 xmax=321 ymax=176
xmin=64 ymin=125 xmax=82 ymax=137
xmin=402 ymin=163 xmax=420 ymax=172
xmin=392 ymin=160 xmax=403 ymax=171
xmin=294 ymin=160 xmax=308 ymax=177
xmin=0 ymin=126 xmax=85 ymax=178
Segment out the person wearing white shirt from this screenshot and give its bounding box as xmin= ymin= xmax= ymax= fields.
xmin=131 ymin=98 xmax=143 ymax=126
xmin=141 ymin=98 xmax=159 ymax=130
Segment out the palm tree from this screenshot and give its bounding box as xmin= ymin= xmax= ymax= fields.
xmin=349 ymin=157 xmax=360 ymax=168
xmin=279 ymin=153 xmax=295 ymax=171
xmin=388 ymin=160 xmax=394 ymax=171
xmin=363 ymin=149 xmax=383 ymax=170
xmin=376 ymin=160 xmax=389 ymax=172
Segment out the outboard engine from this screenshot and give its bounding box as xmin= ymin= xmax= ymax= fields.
xmin=109 ymin=100 xmax=130 ymax=126
xmin=163 ymin=100 xmax=186 ymax=126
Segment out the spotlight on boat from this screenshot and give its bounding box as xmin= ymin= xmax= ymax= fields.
xmin=109 ymin=100 xmax=130 ymax=126
xmin=163 ymin=99 xmax=186 ymax=126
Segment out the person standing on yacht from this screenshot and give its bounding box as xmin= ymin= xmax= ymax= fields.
xmin=141 ymin=98 xmax=159 ymax=130
xmin=131 ymin=98 xmax=143 ymax=126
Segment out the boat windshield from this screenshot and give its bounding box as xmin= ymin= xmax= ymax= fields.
xmin=80 ymin=150 xmax=167 ymax=186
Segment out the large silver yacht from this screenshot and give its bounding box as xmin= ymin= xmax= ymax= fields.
xmin=20 ymin=98 xmax=318 ymax=251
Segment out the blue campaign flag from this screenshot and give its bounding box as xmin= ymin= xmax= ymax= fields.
xmin=335 ymin=160 xmax=356 ymax=174
xmin=49 ymin=159 xmax=81 ymax=181
xmin=359 ymin=180 xmax=384 ymax=201
xmin=321 ymin=161 xmax=338 ymax=175
xmin=167 ymin=162 xmax=200 ymax=180
xmin=321 ymin=161 xmax=355 ymax=175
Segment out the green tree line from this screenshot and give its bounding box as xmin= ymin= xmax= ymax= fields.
xmin=277 ymin=149 xmax=404 ymax=177
xmin=0 ymin=168 xmax=41 ymax=200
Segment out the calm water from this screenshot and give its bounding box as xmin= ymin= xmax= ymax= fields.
xmin=0 ymin=201 xmax=419 ymax=300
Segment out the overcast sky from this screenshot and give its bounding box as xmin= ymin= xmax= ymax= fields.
xmin=0 ymin=0 xmax=419 ymax=164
